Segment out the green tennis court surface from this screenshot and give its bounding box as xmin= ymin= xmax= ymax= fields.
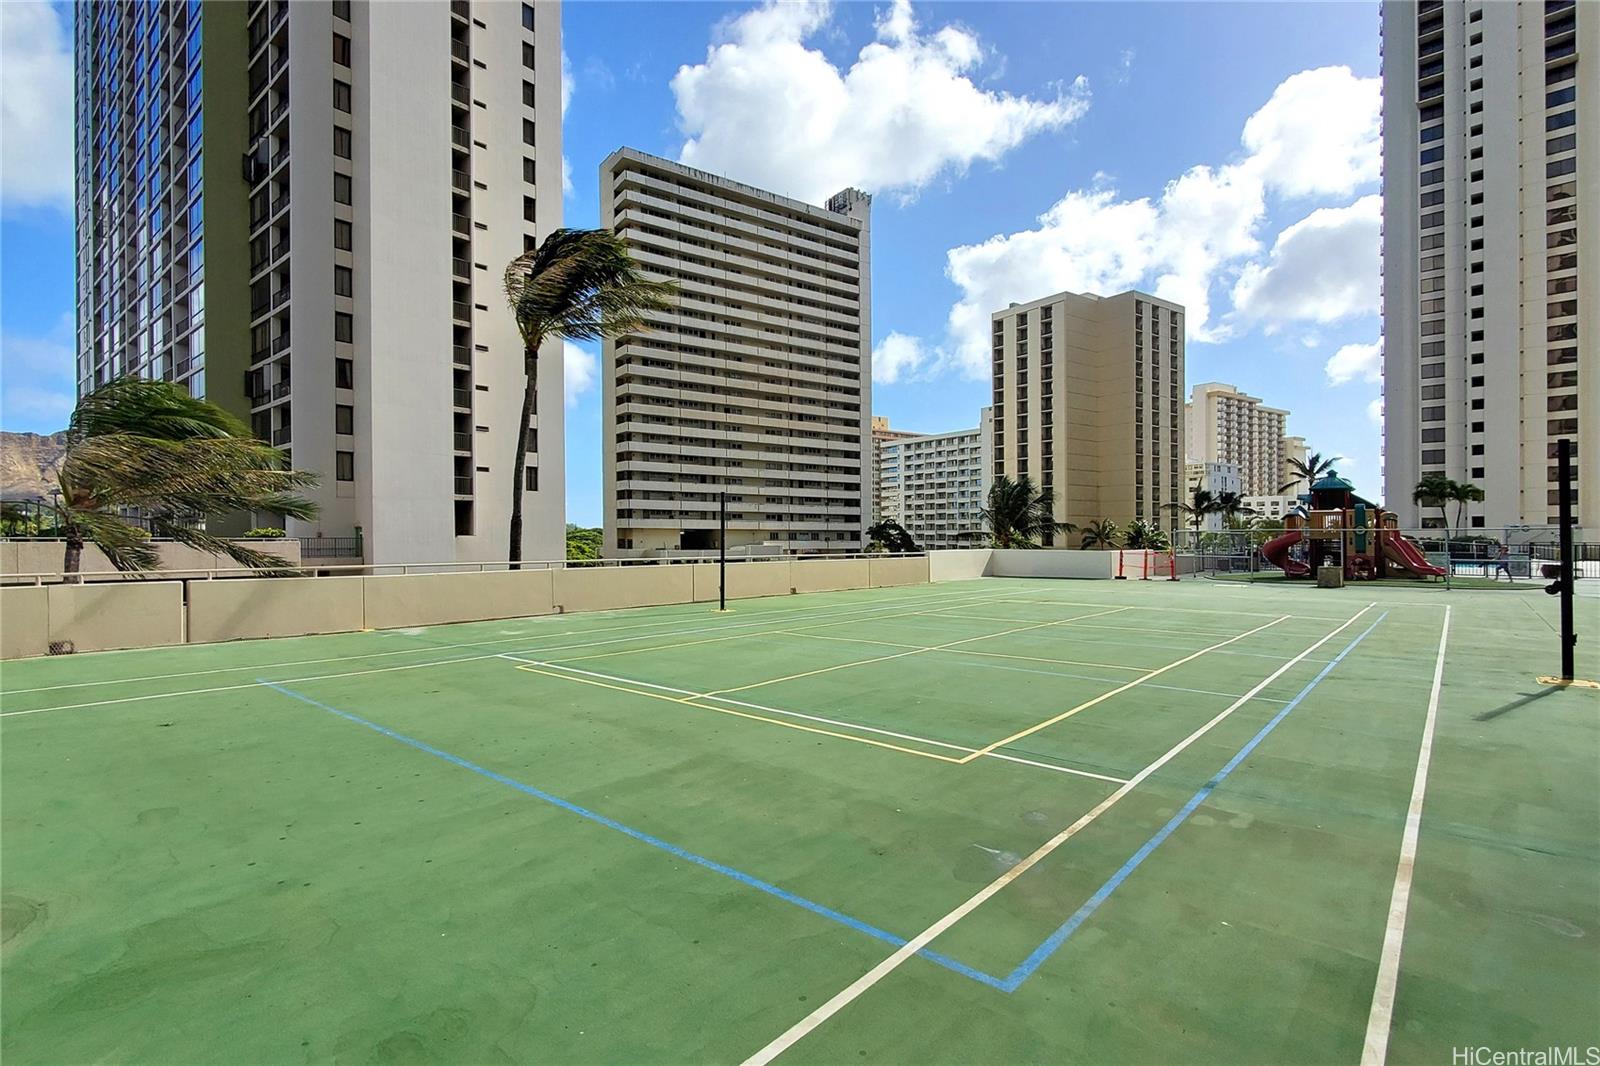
xmin=3 ymin=577 xmax=1596 ymax=1063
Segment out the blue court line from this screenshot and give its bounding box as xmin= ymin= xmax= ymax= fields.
xmin=257 ymin=609 xmax=1379 ymax=998
xmin=256 ymin=679 xmax=993 ymax=986
xmin=993 ymin=610 xmax=1389 ymax=992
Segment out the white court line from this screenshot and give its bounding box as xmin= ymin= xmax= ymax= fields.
xmin=499 ymin=653 xmax=1130 ymax=785
xmin=739 ymin=603 xmax=1378 ymax=1066
xmin=0 ymin=584 xmax=996 ymax=696
xmin=1360 ymin=605 xmax=1452 ymax=1066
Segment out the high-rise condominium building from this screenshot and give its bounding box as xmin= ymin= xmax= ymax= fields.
xmin=877 ymin=409 xmax=993 ymax=550
xmin=74 ymin=0 xmax=565 ymax=564
xmin=600 ymin=149 xmax=872 ymax=555
xmin=991 ymin=290 xmax=1184 ymax=537
xmin=1185 ymin=382 xmax=1294 ymax=498
xmin=1380 ymin=0 xmax=1595 ymax=529
xmin=870 ymin=415 xmax=921 ymax=522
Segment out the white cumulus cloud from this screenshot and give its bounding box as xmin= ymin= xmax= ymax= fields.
xmin=1231 ymin=195 xmax=1381 ymax=330
xmin=1367 ymin=397 xmax=1384 ymax=425
xmin=671 ymin=0 xmax=1088 ymax=204
xmin=1 ymin=2 xmax=74 ymax=213
xmin=937 ymin=65 xmax=1380 ymax=376
xmin=872 ymin=332 xmax=933 ymax=384
xmin=1324 ymin=340 xmax=1382 ymax=386
xmin=563 ymin=341 xmax=596 ymax=407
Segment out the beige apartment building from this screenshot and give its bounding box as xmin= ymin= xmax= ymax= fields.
xmin=991 ymin=290 xmax=1184 ymax=538
xmin=1185 ymin=383 xmax=1295 ymax=498
xmin=599 ymin=149 xmax=872 ymax=555
xmin=1380 ymin=0 xmax=1596 ymax=529
xmin=876 ymin=409 xmax=993 ymax=549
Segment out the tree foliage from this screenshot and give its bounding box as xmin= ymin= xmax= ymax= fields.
xmin=1078 ymin=518 xmax=1120 ymax=550
xmin=503 ymin=229 xmax=677 ymax=564
xmin=1280 ymin=450 xmax=1340 ymax=493
xmin=978 ymin=475 xmax=1073 ymax=549
xmin=1121 ymin=518 xmax=1170 ymax=551
xmin=866 ymin=519 xmax=920 ymax=553
xmin=566 ymin=524 xmax=603 ymax=561
xmin=54 ymin=378 xmax=318 ymax=574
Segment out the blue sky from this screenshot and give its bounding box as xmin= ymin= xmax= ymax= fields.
xmin=2 ymin=1 xmax=1385 ymax=527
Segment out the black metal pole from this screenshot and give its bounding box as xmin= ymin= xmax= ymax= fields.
xmin=1556 ymin=438 xmax=1576 ymax=680
xmin=719 ymin=490 xmax=727 ymax=612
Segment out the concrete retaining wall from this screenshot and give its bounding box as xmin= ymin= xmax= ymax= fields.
xmin=0 ymin=539 xmax=303 ymax=581
xmin=868 ymin=556 xmax=930 ymax=587
xmin=690 ymin=560 xmax=795 ymax=602
xmin=553 ymin=565 xmax=695 ymax=613
xmin=791 ymin=558 xmax=871 ymax=593
xmin=0 ymin=586 xmax=50 ymax=659
xmin=988 ymin=549 xmax=1117 ymax=580
xmin=188 ymin=576 xmax=366 ymax=644
xmin=927 ymin=549 xmax=992 ymax=582
xmin=362 ymin=570 xmax=555 ymax=629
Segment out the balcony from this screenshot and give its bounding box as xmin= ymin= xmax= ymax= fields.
xmin=450 ymin=40 xmax=468 ymax=64
xmin=450 ymin=126 xmax=470 ymax=150
xmin=451 ymin=0 xmax=468 ymax=16
xmin=451 ymin=212 xmax=470 ymax=235
xmin=272 ymin=426 xmax=292 ymax=446
xmin=452 ymin=257 xmax=470 ymax=279
xmin=453 ymin=388 xmax=472 ymax=409
xmin=451 ymin=83 xmax=469 ymax=107
xmin=273 ymin=380 xmax=291 ymax=400
xmin=452 ymin=301 xmax=472 ymax=322
xmin=453 ymin=345 xmax=472 ymax=367
xmin=454 ymin=476 xmax=474 ymax=495
xmin=272 ymin=332 xmax=291 ymax=354
xmin=451 ymin=170 xmax=469 ymax=192
xmin=454 ymin=432 xmax=473 ymax=452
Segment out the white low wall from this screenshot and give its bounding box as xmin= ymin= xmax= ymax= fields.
xmin=0 ymin=581 xmax=185 ymax=658
xmin=362 ymin=570 xmax=555 ymax=629
xmin=988 ymin=549 xmax=1117 ymax=580
xmin=928 ymin=549 xmax=993 ymax=582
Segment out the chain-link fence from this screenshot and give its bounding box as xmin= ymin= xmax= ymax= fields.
xmin=1169 ymin=526 xmax=1597 ymax=585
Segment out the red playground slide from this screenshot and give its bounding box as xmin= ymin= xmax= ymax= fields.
xmin=1261 ymin=529 xmax=1310 ymax=576
xmin=1383 ymin=531 xmax=1447 ymax=577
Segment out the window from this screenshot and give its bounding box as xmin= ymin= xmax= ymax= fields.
xmin=1420 ymin=189 xmax=1444 ymax=207
xmin=1420 ymin=167 xmax=1443 ymax=187
xmin=522 ymin=42 xmax=535 ymax=69
xmin=335 ymin=358 xmax=354 ymax=389
xmin=332 ymin=0 xmax=350 ymax=19
xmin=1419 ymin=147 xmax=1443 ymax=165
xmin=521 ymin=3 xmax=534 ymax=29
xmin=333 ymin=33 xmax=351 ymax=66
xmin=1549 ymin=181 xmax=1576 ymax=201
xmin=1470 ymin=398 xmax=1484 ymax=410
xmin=334 ymin=172 xmax=352 ymax=204
xmin=1422 ymin=449 xmax=1446 ymax=464
xmin=522 ymin=119 xmax=535 ymax=146
xmin=522 ymin=195 xmax=535 ymax=222
xmin=1547 ymin=110 xmax=1575 ymax=131
xmin=1469 ymin=78 xmax=1483 ymax=91
xmin=1420 ymin=210 xmax=1444 ymax=228
xmin=1548 ymin=86 xmax=1576 ymax=107
xmin=1419 ymin=124 xmax=1443 ymax=143
xmin=1549 ymin=252 xmax=1577 ymax=271
xmin=522 ymin=80 xmax=535 ymax=107
xmin=334 ymin=126 xmax=352 ymax=159
xmin=333 ymin=79 xmax=351 ymax=113
xmin=1547 ymin=228 xmax=1577 ymax=249
xmin=336 ymin=450 xmax=354 ymax=481
xmin=1471 ymin=444 xmax=1484 ymax=456
xmin=335 ymin=404 xmax=354 ymax=434
xmin=1421 ymin=428 xmax=1445 ymax=444
xmin=1547 ymin=134 xmax=1576 ymax=155
xmin=334 ymin=265 xmax=353 ymax=297
xmin=1421 ymin=362 xmax=1445 ymax=380
xmin=1470 ymin=375 xmax=1484 ymax=388
xmin=335 ymin=311 xmax=354 ymax=342
xmin=523 ymin=157 xmax=536 ymax=184
xmin=1548 ymin=395 xmax=1577 ymax=412
xmin=334 ymin=219 xmax=352 ymax=250
xmin=1421 ymin=406 xmax=1445 ymax=422
xmin=525 ymin=467 xmax=538 ymax=491
xmin=1420 ymin=386 xmax=1445 ymax=401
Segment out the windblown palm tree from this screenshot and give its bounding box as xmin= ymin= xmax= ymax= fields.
xmin=54 ymin=378 xmax=318 ymax=574
xmin=1212 ymin=491 xmax=1257 ymax=525
xmin=504 ymin=229 xmax=676 ymax=565
xmin=1450 ymin=480 xmax=1485 ymax=531
xmin=1280 ymin=450 xmax=1340 ymax=493
xmin=1121 ymin=518 xmax=1170 ymax=551
xmin=1079 ymin=517 xmax=1120 ymax=550
xmin=1163 ymin=487 xmax=1217 ymax=536
xmin=978 ymin=475 xmax=1073 ymax=548
xmin=1412 ymin=473 xmax=1458 ymax=530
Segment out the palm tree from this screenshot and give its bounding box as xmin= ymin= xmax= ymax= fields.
xmin=1450 ymin=480 xmax=1485 ymax=531
xmin=1213 ymin=491 xmax=1257 ymax=525
xmin=1412 ymin=473 xmax=1457 ymax=530
xmin=504 ymin=229 xmax=676 ymax=566
xmin=54 ymin=378 xmax=318 ymax=574
xmin=1079 ymin=517 xmax=1120 ymax=550
xmin=1280 ymin=450 xmax=1340 ymax=493
xmin=1164 ymin=487 xmax=1218 ymax=537
xmin=978 ymin=475 xmax=1074 ymax=548
xmin=1122 ymin=518 xmax=1170 ymax=551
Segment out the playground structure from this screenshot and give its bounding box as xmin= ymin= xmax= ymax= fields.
xmin=1259 ymin=475 xmax=1447 ymax=581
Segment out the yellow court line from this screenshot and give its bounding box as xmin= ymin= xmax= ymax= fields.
xmin=778 ymin=629 xmax=1152 ymax=674
xmin=512 ymin=663 xmax=967 ymax=764
xmin=704 ymin=607 xmax=1133 ymax=697
xmin=958 ymin=614 xmax=1292 ymax=763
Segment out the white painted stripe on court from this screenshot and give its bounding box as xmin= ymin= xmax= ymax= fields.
xmin=1360 ymin=605 xmax=1452 ymax=1066
xmin=499 ymin=653 xmax=1131 ymax=784
xmin=739 ymin=603 xmax=1378 ymax=1066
